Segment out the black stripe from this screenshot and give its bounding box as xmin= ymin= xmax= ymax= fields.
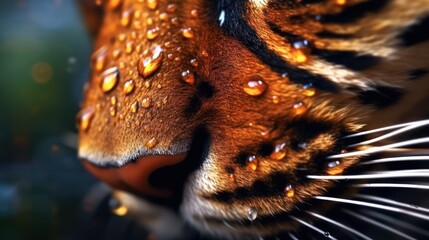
xmin=316 ymin=30 xmax=354 ymax=39
xmin=407 ymin=69 xmax=428 ymax=81
xmin=312 ymin=49 xmax=380 ymax=71
xmin=355 ymin=85 xmax=405 ymax=108
xmin=319 ymin=0 xmax=389 ymax=24
xmin=268 ymin=21 xmax=304 ymax=44
xmin=210 ymin=172 xmax=293 ymax=202
xmin=398 ymin=15 xmax=429 ymax=47
xmin=268 ymin=0 xmax=327 ymax=9
xmin=208 ymin=0 xmax=339 ymax=92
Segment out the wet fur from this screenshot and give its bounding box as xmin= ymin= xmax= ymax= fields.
xmin=78 ymin=0 xmax=429 ymax=239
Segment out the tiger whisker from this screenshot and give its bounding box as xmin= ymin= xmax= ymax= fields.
xmin=362 ymin=210 xmax=429 ymax=237
xmin=308 ymin=169 xmax=429 ymax=180
xmin=342 ymin=209 xmax=417 ymax=240
xmin=290 ymin=216 xmax=337 ymax=240
xmin=350 ymin=120 xmax=429 ymax=147
xmin=288 ymin=233 xmax=299 ymax=240
xmin=306 ymin=211 xmax=372 ymax=240
xmin=313 ymin=196 xmax=429 ymax=221
xmin=329 ymin=137 xmax=429 ymax=159
xmin=356 ymin=194 xmax=429 ymax=214
xmin=359 ymin=156 xmax=429 ymax=165
xmin=344 ymin=119 xmax=429 ymax=138
xmin=353 ymin=183 xmax=429 ymax=190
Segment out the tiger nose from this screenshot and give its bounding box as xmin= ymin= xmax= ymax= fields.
xmin=82 ymin=152 xmax=189 ymax=199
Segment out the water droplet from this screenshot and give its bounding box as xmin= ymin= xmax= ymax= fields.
xmin=159 ymin=12 xmax=168 ymax=21
xmin=118 ymin=33 xmax=126 ymax=42
xmin=93 ymin=46 xmax=108 ymax=72
xmin=141 ymin=98 xmax=151 ymax=108
xmin=285 ymin=184 xmax=294 ymax=198
xmin=302 ymin=83 xmax=316 ymax=97
xmin=293 ymin=39 xmax=310 ymax=49
xmin=190 ymin=9 xmax=198 ymax=17
xmin=166 ymin=4 xmax=176 ymax=13
xmin=293 ymin=50 xmax=308 ymax=63
xmin=146 ymin=0 xmax=158 ymax=10
xmin=125 ymin=41 xmax=134 ymax=54
xmin=107 ymin=0 xmax=122 ymax=10
xmin=326 ymin=160 xmax=344 ymax=175
xmin=130 ymin=101 xmax=138 ymax=113
xmin=182 ymin=27 xmax=194 ymax=39
xmin=109 ymin=197 xmax=128 ymax=216
xmin=133 ymin=20 xmax=142 ymax=29
xmin=181 ymin=70 xmax=195 ymax=85
xmin=147 ymin=28 xmax=159 ymax=40
xmin=201 ymin=50 xmax=209 ymax=58
xmin=101 ymin=67 xmax=120 ymax=93
xmin=110 ymin=96 xmax=117 ymax=105
xmin=190 ymin=58 xmax=198 ymax=67
xmin=112 ymin=49 xmax=121 ymax=59
xmin=109 ymin=105 xmax=117 ymax=116
xmin=120 ymin=8 xmax=133 ymax=27
xmin=292 ymin=40 xmax=311 ymax=63
xmin=272 ymin=95 xmax=280 ymax=104
xmin=247 ymin=207 xmax=258 ymax=221
xmin=123 ymin=80 xmax=135 ymax=95
xmin=247 ymin=155 xmax=258 ymax=171
xmin=218 ymin=10 xmax=226 ymax=26
xmin=228 ymin=173 xmax=235 ymax=183
xmin=171 ymin=17 xmax=179 ymax=25
xmin=336 ymin=0 xmax=347 ymax=5
xmin=78 ymin=107 xmax=95 ymax=132
xmin=137 ymin=46 xmax=163 ymax=78
xmin=324 ymin=232 xmax=330 ymax=238
xmin=270 ymin=142 xmax=287 ymax=160
xmin=292 ymin=101 xmax=307 ymax=115
xmin=146 ymin=137 xmax=158 ymax=149
xmin=243 ymin=76 xmax=267 ymax=96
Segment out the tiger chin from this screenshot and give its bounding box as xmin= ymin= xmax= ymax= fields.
xmin=77 ymin=0 xmax=429 ymax=239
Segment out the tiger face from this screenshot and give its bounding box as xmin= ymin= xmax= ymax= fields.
xmin=77 ymin=0 xmax=429 ymax=239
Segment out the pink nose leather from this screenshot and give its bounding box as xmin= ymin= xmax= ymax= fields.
xmin=83 ymin=152 xmax=188 ymax=198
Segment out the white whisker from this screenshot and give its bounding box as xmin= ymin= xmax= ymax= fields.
xmin=329 ymin=137 xmax=429 ymax=159
xmin=307 ymin=211 xmax=372 ymax=240
xmin=343 ymin=209 xmax=417 ymax=240
xmin=345 ymin=119 xmax=429 ymax=138
xmin=308 ymin=169 xmax=429 ymax=180
xmin=350 ymin=120 xmax=429 ymax=146
xmin=290 ymin=216 xmax=337 ymax=240
xmin=363 ymin=210 xmax=429 ymax=237
xmin=353 ymin=183 xmax=429 ymax=190
xmin=359 ymin=156 xmax=429 ymax=165
xmin=313 ymin=196 xmax=429 ymax=221
xmin=356 ymin=194 xmax=429 ymax=214
xmin=288 ymin=233 xmax=299 ymax=240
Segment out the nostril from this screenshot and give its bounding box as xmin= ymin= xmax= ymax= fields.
xmin=148 ymin=127 xmax=211 ymax=204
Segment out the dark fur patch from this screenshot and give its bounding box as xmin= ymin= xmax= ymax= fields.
xmin=208 ymin=0 xmax=339 ymax=92
xmin=355 ymin=85 xmax=405 ymax=108
xmin=398 ymin=15 xmax=429 ymax=47
xmin=312 ymin=49 xmax=380 ymax=71
xmin=407 ymin=69 xmax=429 ymax=80
xmin=319 ymin=0 xmax=389 ymax=23
xmin=316 ymin=30 xmax=354 ymax=39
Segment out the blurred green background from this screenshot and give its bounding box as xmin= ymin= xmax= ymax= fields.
xmin=0 ymin=1 xmax=99 ymax=239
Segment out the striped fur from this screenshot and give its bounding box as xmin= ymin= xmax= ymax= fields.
xmin=78 ymin=0 xmax=429 ymax=239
